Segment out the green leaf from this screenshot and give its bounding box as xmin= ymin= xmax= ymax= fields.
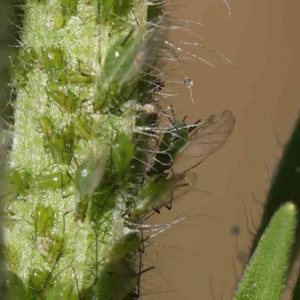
xmin=233 ymin=202 xmax=297 ymax=300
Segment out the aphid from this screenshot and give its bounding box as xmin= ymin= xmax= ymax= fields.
xmin=94 ymin=257 xmax=138 ymax=300
xmin=42 ymin=47 xmax=67 ymax=83
xmin=36 ymin=171 xmax=71 ymax=191
xmin=96 ymin=26 xmax=146 ymax=110
xmin=6 ymin=271 xmax=26 ymax=300
xmin=37 ymin=116 xmax=76 ymax=165
xmin=47 ymin=84 xmax=83 ymax=113
xmin=146 ymin=117 xmax=189 ymax=176
xmin=110 ymin=232 xmax=140 ymax=260
xmin=106 ymin=132 xmax=134 ymax=182
xmin=148 ymin=109 xmax=235 ymax=177
xmin=129 ymin=173 xmax=191 ymax=221
xmin=97 ymin=0 xmax=134 ymax=25
xmin=32 ymin=204 xmax=55 ymax=238
xmin=74 ymin=153 xmax=107 ymax=222
xmin=171 ymin=109 xmax=236 ymax=175
xmin=5 ymin=168 xmax=33 ymax=198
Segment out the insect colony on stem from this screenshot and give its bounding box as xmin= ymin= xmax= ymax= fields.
xmin=4 ymin=1 xmax=236 ymax=299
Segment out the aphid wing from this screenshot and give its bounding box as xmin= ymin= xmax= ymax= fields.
xmin=172 ymin=110 xmax=236 ymax=174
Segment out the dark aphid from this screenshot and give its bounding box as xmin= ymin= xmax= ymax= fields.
xmin=172 ymin=109 xmax=236 ymax=175
xmin=147 ymin=118 xmax=189 ymax=176
xmin=148 ymin=110 xmax=235 ymax=176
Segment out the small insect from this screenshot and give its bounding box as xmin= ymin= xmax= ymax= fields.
xmin=109 ymin=232 xmax=140 ymax=260
xmin=129 ymin=173 xmax=192 ymax=221
xmin=148 ymin=109 xmax=236 ymax=176
xmin=146 ymin=117 xmax=189 ymax=176
xmin=37 ymin=116 xmax=76 ymax=166
xmin=74 ymin=153 xmax=107 ymax=222
xmin=171 ymin=109 xmax=236 ymax=175
xmin=94 ymin=257 xmax=138 ymax=300
xmin=5 ymin=168 xmax=33 ymax=198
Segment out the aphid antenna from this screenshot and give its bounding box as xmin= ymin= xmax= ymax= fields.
xmin=188 ymin=118 xmax=202 ymax=133
xmin=179 ymin=40 xmax=232 ymax=65
xmin=72 ymin=267 xmax=82 ymax=300
xmin=130 ymin=6 xmax=140 ymax=27
xmin=164 ymin=39 xmax=216 ymax=68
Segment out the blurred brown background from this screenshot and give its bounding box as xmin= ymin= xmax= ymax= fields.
xmin=142 ymin=0 xmax=300 ymax=299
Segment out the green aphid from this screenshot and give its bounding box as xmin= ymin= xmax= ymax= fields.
xmin=38 ymin=116 xmax=75 ymax=165
xmin=32 ymin=204 xmax=55 ymax=238
xmin=61 ymin=0 xmax=78 ymax=16
xmin=96 ymin=27 xmax=146 ymax=110
xmin=94 ymin=257 xmax=138 ymax=300
xmin=6 ymin=168 xmax=33 ymax=198
xmin=7 ymin=271 xmax=27 ymax=300
xmin=27 ymin=268 xmax=53 ymax=297
xmin=45 ymin=283 xmax=78 ymax=300
xmin=47 ymin=84 xmax=83 ymax=113
xmin=130 ymin=173 xmax=187 ymax=220
xmin=88 ymin=185 xmax=118 ymax=221
xmin=75 ymin=154 xmax=107 ymax=198
xmin=36 ymin=171 xmax=71 ymax=190
xmin=54 ymin=7 xmax=65 ymax=28
xmin=147 ymin=119 xmax=189 ymax=176
xmin=108 ymin=132 xmax=134 ymax=181
xmin=110 ymin=232 xmax=140 ymax=260
xmin=98 ymin=0 xmax=133 ymax=25
xmin=74 ymin=115 xmax=94 ymax=141
xmin=97 ymin=0 xmax=115 ymax=24
xmin=74 ymin=154 xmax=107 ymax=221
xmin=42 ymin=47 xmax=67 ymax=82
xmin=67 ymin=72 xmax=94 ymax=84
xmin=113 ymin=0 xmax=133 ymax=18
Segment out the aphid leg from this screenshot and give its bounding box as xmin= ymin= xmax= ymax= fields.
xmin=130 ymin=6 xmax=139 ymax=27
xmin=164 ymin=189 xmax=174 ymax=210
xmin=72 ymin=267 xmax=82 ymax=300
xmin=188 ymin=118 xmax=202 ymax=133
xmin=40 ymin=251 xmax=63 ymax=296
